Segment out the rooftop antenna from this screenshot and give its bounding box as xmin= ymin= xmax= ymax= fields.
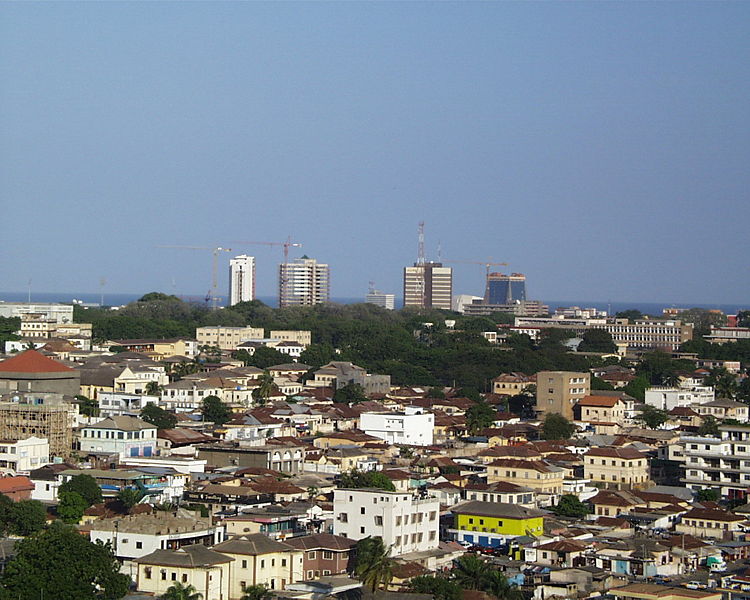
xmin=27 ymin=279 xmax=31 ymax=303
xmin=368 ymin=280 xmax=376 ymax=294
xmin=437 ymin=240 xmax=442 ymax=263
xmin=417 ymin=221 xmax=425 ymax=265
xmin=416 ymin=222 xmax=426 ymax=308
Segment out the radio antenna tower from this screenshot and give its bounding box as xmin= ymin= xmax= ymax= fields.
xmin=417 ymin=221 xmax=425 ymax=265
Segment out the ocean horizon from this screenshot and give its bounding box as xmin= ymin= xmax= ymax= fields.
xmin=0 ymin=290 xmax=745 ymax=316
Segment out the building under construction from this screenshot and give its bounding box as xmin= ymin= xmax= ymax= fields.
xmin=0 ymin=392 xmax=76 ymax=458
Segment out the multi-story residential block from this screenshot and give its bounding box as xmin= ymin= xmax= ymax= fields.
xmin=0 ymin=391 xmax=76 ymax=458
xmin=449 ymin=501 xmax=545 ymax=548
xmin=212 ymin=533 xmax=304 ymax=593
xmin=279 ymin=257 xmax=330 ymax=307
xmin=359 ymin=406 xmax=434 ymax=446
xmin=284 ymin=533 xmax=356 ymax=580
xmin=492 ymin=373 xmax=534 ymax=395
xmin=535 ymin=371 xmax=590 ymax=421
xmin=269 ymin=330 xmax=312 ymax=347
xmin=309 ymin=361 xmax=390 ymax=395
xmin=80 ymin=415 xmax=158 ymax=459
xmin=0 ymin=436 xmax=50 ymax=475
xmin=135 ymin=545 xmax=232 ymax=600
xmin=681 ymin=426 xmax=750 ymax=499
xmin=601 ymin=318 xmax=693 ymax=352
xmin=97 ymin=392 xmax=159 ymax=418
xmin=574 ymin=394 xmax=632 ymax=429
xmin=196 ymin=326 xmax=266 ymax=351
xmin=584 ymin=447 xmax=650 ymax=490
xmin=160 ymin=380 xmax=225 ymax=412
xmin=645 ymin=385 xmax=715 ymax=411
xmin=365 ymin=290 xmax=395 ymax=310
xmin=403 ymin=262 xmax=452 ymax=310
xmin=0 ymin=302 xmax=74 ymax=323
xmin=197 ymin=444 xmax=304 ymax=474
xmin=464 ymin=481 xmax=537 ymax=508
xmin=17 ymin=317 xmax=93 ymax=350
xmin=333 ymin=488 xmax=440 ymax=557
xmin=486 ymin=459 xmax=564 ymax=505
xmin=229 ymin=255 xmax=256 ymax=305
xmin=694 ymin=400 xmax=749 ymax=422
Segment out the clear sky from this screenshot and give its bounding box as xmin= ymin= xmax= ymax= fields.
xmin=1 ymin=2 xmax=748 ymax=305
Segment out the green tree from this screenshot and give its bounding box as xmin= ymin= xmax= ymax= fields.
xmin=333 ymin=382 xmax=367 ymax=404
xmin=240 ymin=584 xmax=271 ymax=600
xmin=550 ymin=494 xmax=590 ymax=518
xmin=737 ymin=311 xmax=750 ymax=328
xmin=591 ymin=376 xmax=615 ymax=391
xmin=465 ymin=401 xmax=497 ymax=433
xmin=0 ymin=316 xmax=21 ymax=347
xmin=409 ymin=575 xmax=462 ymax=600
xmin=0 ymin=521 xmax=130 ymax=600
xmin=696 ymin=488 xmax=720 ymax=502
xmin=482 ymin=570 xmax=524 ymax=600
xmin=8 ymin=499 xmax=47 ymax=536
xmin=145 ymin=381 xmax=163 ymax=396
xmin=616 ymin=309 xmax=644 ymax=320
xmin=451 ymin=554 xmax=490 ymax=590
xmin=57 ymin=491 xmax=88 ymax=524
xmin=541 ymin=413 xmax=575 ymax=440
xmin=298 ymin=344 xmax=336 ymax=369
xmin=201 ymin=395 xmax=232 ymax=426
xmin=697 ymin=415 xmax=720 ymax=437
xmin=140 ymin=403 xmax=178 ymax=430
xmin=426 ymin=387 xmax=445 ymax=399
xmin=737 ymin=377 xmax=750 ymax=405
xmin=339 ymin=470 xmax=396 ymax=491
xmin=635 ymin=405 xmax=669 ymax=429
xmin=117 ymin=487 xmax=145 ymax=510
xmin=354 ymin=536 xmax=394 ymax=592
xmin=252 ymin=371 xmax=276 ymax=405
xmin=705 ymin=367 xmax=738 ymax=399
xmin=577 ymin=329 xmax=616 ymax=353
xmin=245 ymin=346 xmax=288 ymax=369
xmin=59 ymin=474 xmax=103 ymax=507
xmin=161 ymin=582 xmax=203 ymax=600
xmin=622 ymin=375 xmax=650 ymax=402
xmin=75 ymin=395 xmax=100 ymax=417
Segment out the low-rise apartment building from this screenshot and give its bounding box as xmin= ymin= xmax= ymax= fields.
xmin=535 ymin=371 xmax=590 ymax=421
xmin=584 ymin=447 xmax=650 ymax=490
xmin=80 ymin=415 xmax=157 ymax=459
xmin=0 ymin=436 xmax=50 ymax=474
xmin=449 ymin=500 xmax=545 ymax=548
xmin=645 ymin=386 xmax=715 ymax=411
xmin=675 ymin=507 xmax=746 ymax=540
xmin=486 ymin=458 xmax=564 ymax=505
xmin=332 ymin=488 xmax=440 ymax=557
xmin=681 ymin=426 xmax=750 ymax=499
xmin=359 ymin=406 xmax=434 ymax=446
xmin=196 ymin=326 xmax=265 ymax=351
xmin=284 ymin=533 xmax=355 ymax=580
xmin=492 ymin=373 xmax=534 ymax=395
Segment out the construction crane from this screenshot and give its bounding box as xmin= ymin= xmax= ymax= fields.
xmin=228 ymin=236 xmax=302 ymax=263
xmin=157 ymin=245 xmax=232 ymax=310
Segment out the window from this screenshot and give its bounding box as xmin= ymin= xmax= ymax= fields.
xmin=308 ymin=551 xmax=316 ymax=559
xmin=171 ymin=572 xmax=177 ymax=581
xmin=182 ymin=574 xmax=188 ymax=583
xmin=339 ymin=513 xmax=348 ymax=523
xmin=242 ymin=559 xmax=248 ymax=568
xmin=323 ymin=570 xmax=331 ymax=576
xmin=161 ymin=571 xmax=167 ymax=581
xmin=360 ymin=507 xmax=365 ymax=515
xmin=375 ymin=516 xmax=383 ymax=526
xmin=144 ymin=567 xmax=152 ymax=579
xmin=323 ymin=551 xmax=333 ymax=560
xmin=261 ymin=560 xmax=265 ymax=568
xmin=136 ymin=541 xmax=142 ymax=549
xmin=282 ymin=559 xmax=287 ymax=567
xmin=360 ymin=527 xmax=366 ymax=534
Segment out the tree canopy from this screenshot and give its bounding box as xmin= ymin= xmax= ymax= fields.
xmin=465 ymin=401 xmax=496 ymax=433
xmin=201 ymin=395 xmax=232 ymax=426
xmin=339 ymin=470 xmax=396 ymax=491
xmin=577 ymin=329 xmax=617 ymax=353
xmin=635 ymin=404 xmax=669 ymax=429
xmin=0 ymin=521 xmax=130 ymax=600
xmin=59 ymin=474 xmax=102 ymax=507
xmin=541 ymin=413 xmax=575 ymax=440
xmin=140 ymin=403 xmax=178 ymax=430
xmin=550 ymin=494 xmax=590 ymax=518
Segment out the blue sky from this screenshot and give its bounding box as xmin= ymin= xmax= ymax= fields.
xmin=1 ymin=2 xmax=748 ymax=304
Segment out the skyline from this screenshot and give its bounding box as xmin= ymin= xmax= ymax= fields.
xmin=2 ymin=3 xmax=749 ymax=304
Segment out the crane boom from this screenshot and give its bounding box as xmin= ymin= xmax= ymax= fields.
xmin=156 ymin=245 xmax=232 ymax=310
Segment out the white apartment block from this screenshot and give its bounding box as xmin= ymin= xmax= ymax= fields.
xmin=229 ymin=255 xmax=256 ymax=305
xmin=645 ymin=385 xmax=715 ymax=411
xmin=359 ymin=406 xmax=434 ymax=447
xmin=279 ymin=257 xmax=330 ymax=307
xmin=97 ymin=392 xmax=160 ymax=418
xmin=0 ymin=436 xmax=50 ymax=474
xmin=333 ymin=489 xmax=440 ymax=557
xmin=365 ymin=291 xmax=395 ymax=310
xmin=681 ymin=426 xmax=750 ymax=499
xmin=196 ymin=326 xmax=265 ymax=351
xmin=80 ymin=416 xmax=158 ymax=458
xmin=0 ymin=302 xmax=74 ymax=323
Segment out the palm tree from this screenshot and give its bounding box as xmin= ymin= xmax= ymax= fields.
xmin=161 ymin=582 xmax=203 ymax=600
xmin=482 ymin=570 xmax=524 ymax=600
xmin=452 ymin=553 xmax=490 ymax=590
xmin=240 ymin=584 xmax=271 ymax=600
xmin=354 ymin=536 xmax=394 ymax=592
xmin=252 ymin=371 xmax=276 ymax=406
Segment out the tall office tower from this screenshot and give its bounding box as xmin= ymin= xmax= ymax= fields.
xmin=403 ymin=262 xmax=453 ymax=310
xmin=366 ymin=290 xmax=395 ymax=310
xmin=486 ymin=272 xmax=527 ymax=304
xmin=229 ymin=255 xmax=255 ymax=306
xmin=279 ymin=256 xmax=330 ymax=307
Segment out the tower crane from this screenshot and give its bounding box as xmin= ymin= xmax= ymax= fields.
xmin=229 ymin=237 xmax=303 ymax=306
xmin=157 ymin=245 xmax=232 ymax=310
xmin=442 ymin=259 xmax=509 ymax=300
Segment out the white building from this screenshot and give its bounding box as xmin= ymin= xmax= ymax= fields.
xmin=80 ymin=416 xmax=158 ymax=458
xmin=279 ymin=257 xmax=330 ymax=307
xmin=645 ymin=385 xmax=715 ymax=411
xmin=359 ymin=406 xmax=434 ymax=447
xmin=682 ymin=425 xmax=750 ymax=498
xmin=0 ymin=436 xmax=50 ymax=475
xmin=97 ymin=392 xmax=160 ymax=418
xmin=0 ymin=302 xmax=74 ymax=323
xmin=229 ymin=255 xmax=256 ymax=306
xmin=366 ymin=291 xmax=395 ymax=310
xmin=333 ymin=488 xmax=440 ymax=557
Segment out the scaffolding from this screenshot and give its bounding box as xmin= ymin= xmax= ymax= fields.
xmin=0 ymin=401 xmax=74 ymax=458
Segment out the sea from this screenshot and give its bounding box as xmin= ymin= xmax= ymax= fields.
xmin=0 ymin=291 xmax=745 ymax=316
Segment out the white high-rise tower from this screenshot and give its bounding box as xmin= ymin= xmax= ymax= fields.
xmin=229 ymin=255 xmax=255 ymax=305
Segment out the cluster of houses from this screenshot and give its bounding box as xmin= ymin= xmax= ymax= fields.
xmin=0 ymin=306 xmax=748 ymax=600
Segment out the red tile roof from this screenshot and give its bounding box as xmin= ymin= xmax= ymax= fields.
xmin=0 ymin=476 xmax=34 ymax=493
xmin=0 ymin=350 xmax=74 ymax=373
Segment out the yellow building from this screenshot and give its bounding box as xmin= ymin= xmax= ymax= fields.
xmin=486 ymin=458 xmax=565 ymax=499
xmin=584 ymin=447 xmax=650 ymax=490
xmin=135 ymin=545 xmax=231 ymax=600
xmin=212 ymin=533 xmax=304 ymax=595
xmin=610 ymin=583 xmax=721 ymax=600
xmin=492 ymin=373 xmax=534 ymax=395
xmin=450 ymin=500 xmax=545 ymax=548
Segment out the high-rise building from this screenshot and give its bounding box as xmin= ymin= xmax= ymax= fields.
xmin=486 ymin=272 xmax=526 ymax=304
xmin=228 ymin=255 xmax=255 ymax=306
xmin=279 ymin=256 xmax=330 ymax=307
xmin=403 ymin=262 xmax=452 ymax=310
xmin=365 ymin=290 xmax=395 ymax=310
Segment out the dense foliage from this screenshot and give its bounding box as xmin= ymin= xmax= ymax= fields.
xmin=550 ymin=494 xmax=591 ymax=518
xmin=59 ymin=474 xmax=103 ymax=507
xmin=635 ymin=405 xmax=669 ymax=429
xmin=0 ymin=495 xmax=46 ymax=536
xmin=0 ymin=521 xmax=130 ymax=600
xmin=201 ymin=395 xmax=232 ymax=425
xmin=75 ymin=295 xmax=614 ymax=389
xmin=541 ymin=413 xmax=575 ymax=440
xmin=141 ymin=403 xmax=178 ymax=429
xmin=339 ymin=469 xmax=396 ymax=491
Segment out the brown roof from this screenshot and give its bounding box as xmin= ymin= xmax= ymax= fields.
xmin=487 ymin=458 xmax=560 ymax=473
xmin=0 ymin=476 xmax=34 ymax=493
xmin=586 ymin=447 xmax=645 ymax=460
xmin=577 ymin=395 xmax=621 ymax=407
xmin=536 ymin=539 xmax=587 ymax=552
xmin=682 ymin=507 xmax=745 ymax=522
xmin=284 ymin=533 xmax=355 ymax=552
xmin=0 ymin=350 xmax=74 ymax=373
xmin=590 ymin=490 xmax=643 ymax=507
